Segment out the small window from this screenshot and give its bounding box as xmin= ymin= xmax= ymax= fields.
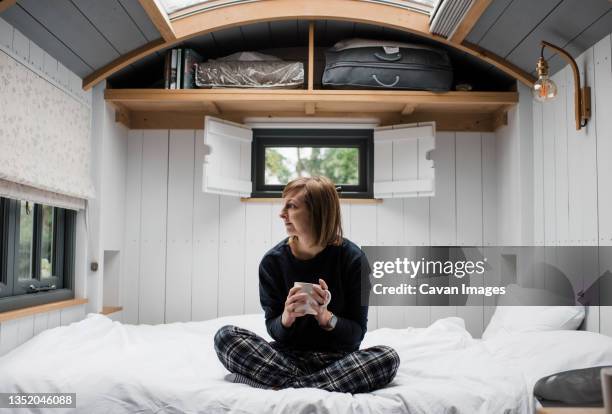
xmin=252 ymin=129 xmax=374 ymax=198
xmin=0 ymin=197 xmax=76 ymax=312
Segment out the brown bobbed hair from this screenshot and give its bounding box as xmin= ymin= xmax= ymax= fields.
xmin=282 ymin=176 xmax=343 ymax=247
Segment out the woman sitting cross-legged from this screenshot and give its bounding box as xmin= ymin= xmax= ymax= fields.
xmin=214 ymin=176 xmax=400 ymax=393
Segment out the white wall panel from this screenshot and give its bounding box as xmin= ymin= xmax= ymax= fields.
xmin=430 ymin=132 xmax=456 ymax=246
xmin=402 ymin=200 xmax=430 ymax=328
xmin=482 ymin=133 xmax=498 ymax=246
xmin=552 ymin=69 xmax=569 ymax=245
xmin=594 ymin=35 xmax=612 ymax=335
xmin=456 ymin=132 xmax=483 ymax=246
xmin=595 ymin=34 xmax=612 ymax=246
xmin=351 ymin=204 xmax=377 ymax=246
xmin=340 ymin=203 xmax=351 ymax=240
xmin=376 ymin=199 xmax=403 ymax=246
xmin=60 ymin=305 xmax=86 ymax=326
xmin=578 ymin=49 xmax=598 ymax=246
xmin=270 ymin=200 xmax=287 ymax=244
xmin=0 ymin=17 xmax=13 ymax=49
xmin=531 ymin=34 xmax=612 ymax=334
xmin=429 ymin=132 xmax=457 ymax=322
xmin=532 ymin=103 xmax=544 ymax=246
xmin=567 ymin=50 xmax=598 ymax=246
xmin=349 ymin=204 xmax=377 ymax=330
xmin=244 ymin=203 xmax=271 ymax=314
xmin=47 ymin=310 xmax=60 ymax=329
xmin=376 ymin=199 xmax=405 ymax=329
xmin=192 ymin=131 xmax=220 ymax=321
xmin=0 ymin=319 xmax=19 ymax=356
xmin=218 ymin=196 xmax=246 ymax=317
xmin=57 ymin=62 xmax=70 ymax=89
xmin=542 ymin=96 xmax=557 ymax=245
xmin=122 ymin=130 xmax=143 ymax=324
xmin=102 ymin=103 xmax=128 ymax=252
xmin=403 ymin=198 xmax=429 ymax=246
xmin=28 ymin=41 xmax=43 ymax=72
xmin=42 ymin=50 xmax=58 ymax=82
xmin=17 ymin=316 xmax=34 ymax=345
xmin=11 ymin=29 xmax=28 ymax=61
xmin=165 ymin=130 xmax=195 ymax=323
xmin=138 ymin=130 xmax=169 ymax=324
xmin=455 ymin=132 xmax=484 ymax=337
xmin=33 ymin=312 xmax=48 ymax=336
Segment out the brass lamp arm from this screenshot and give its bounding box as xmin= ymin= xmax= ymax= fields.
xmin=540 ymin=41 xmax=590 ymax=130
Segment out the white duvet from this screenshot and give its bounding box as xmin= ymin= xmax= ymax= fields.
xmin=1 ymin=313 xmax=612 ymax=414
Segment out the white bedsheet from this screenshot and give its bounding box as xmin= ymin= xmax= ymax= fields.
xmin=0 ymin=313 xmax=610 ymax=414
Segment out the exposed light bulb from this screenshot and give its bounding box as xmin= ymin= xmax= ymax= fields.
xmin=533 ymin=56 xmax=557 ymax=102
xmin=533 ymin=75 xmax=558 ymax=102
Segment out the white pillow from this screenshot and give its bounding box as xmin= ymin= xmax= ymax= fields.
xmin=482 ymin=284 xmax=585 ymax=339
xmin=482 ymin=305 xmax=585 ymax=340
xmin=482 ymin=330 xmax=612 ymax=389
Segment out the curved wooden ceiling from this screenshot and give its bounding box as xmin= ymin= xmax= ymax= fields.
xmin=82 ymin=0 xmax=536 ymax=90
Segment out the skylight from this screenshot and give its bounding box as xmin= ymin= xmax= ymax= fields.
xmin=159 ymin=0 xmax=439 ymax=17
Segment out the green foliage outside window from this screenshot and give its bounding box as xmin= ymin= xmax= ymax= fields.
xmin=265 ymin=147 xmax=358 ymax=185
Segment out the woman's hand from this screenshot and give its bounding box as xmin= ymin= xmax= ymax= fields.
xmin=281 ymin=287 xmax=309 ymax=328
xmin=313 ymin=278 xmax=333 ymax=328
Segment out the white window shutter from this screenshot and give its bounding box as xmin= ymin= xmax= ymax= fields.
xmin=373 ymin=122 xmax=435 ymax=198
xmin=203 ymin=116 xmax=253 ymax=197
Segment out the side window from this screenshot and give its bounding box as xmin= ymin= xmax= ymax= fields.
xmin=0 ymin=197 xmax=76 ymax=311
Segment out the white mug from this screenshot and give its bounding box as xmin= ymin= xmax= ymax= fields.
xmin=293 ymin=282 xmax=331 ymax=315
xmin=603 ymin=367 xmax=612 ymax=414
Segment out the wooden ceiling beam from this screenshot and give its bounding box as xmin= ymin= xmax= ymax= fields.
xmin=401 ymin=104 xmax=417 ymax=115
xmin=127 ymin=110 xmax=502 ymax=132
xmin=305 ymin=102 xmax=316 ymax=115
xmin=83 ymin=0 xmax=536 ymax=90
xmin=138 ymin=0 xmax=176 ymax=42
xmin=0 ymin=0 xmax=17 ymax=14
xmin=448 ymin=0 xmax=493 ymax=44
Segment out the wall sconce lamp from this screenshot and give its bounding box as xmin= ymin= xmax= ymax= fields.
xmin=533 ymin=41 xmax=591 ymax=131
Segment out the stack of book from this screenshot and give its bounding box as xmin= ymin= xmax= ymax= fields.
xmin=164 ymin=48 xmax=203 ymax=89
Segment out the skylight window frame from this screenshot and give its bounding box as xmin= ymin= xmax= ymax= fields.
xmin=164 ymin=0 xmax=437 ymax=20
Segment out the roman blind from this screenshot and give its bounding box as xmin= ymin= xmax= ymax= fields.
xmin=0 ymin=50 xmax=94 ymax=209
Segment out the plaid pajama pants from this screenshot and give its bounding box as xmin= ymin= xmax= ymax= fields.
xmin=214 ymin=325 xmax=400 ymax=394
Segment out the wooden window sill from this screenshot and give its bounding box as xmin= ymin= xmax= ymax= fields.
xmin=0 ymin=298 xmax=88 ymax=322
xmin=241 ymin=197 xmax=383 ymax=204
xmin=100 ymin=306 xmax=123 ymax=315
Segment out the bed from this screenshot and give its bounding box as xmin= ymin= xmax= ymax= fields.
xmin=1 ymin=312 xmax=611 ymax=413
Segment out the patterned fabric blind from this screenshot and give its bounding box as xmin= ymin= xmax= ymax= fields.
xmin=0 ymin=51 xmax=94 ymax=206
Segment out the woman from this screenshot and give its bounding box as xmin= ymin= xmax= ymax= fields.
xmin=214 ymin=176 xmax=399 ymax=393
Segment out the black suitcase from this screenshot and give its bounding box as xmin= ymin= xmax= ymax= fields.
xmin=322 ymin=42 xmax=453 ymax=91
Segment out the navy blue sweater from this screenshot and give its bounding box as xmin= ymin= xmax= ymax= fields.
xmin=259 ymin=237 xmax=370 ymax=352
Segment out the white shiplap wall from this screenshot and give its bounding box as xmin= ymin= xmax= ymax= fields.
xmin=122 ymin=128 xmax=498 ymax=337
xmin=533 ymin=33 xmax=612 ymax=335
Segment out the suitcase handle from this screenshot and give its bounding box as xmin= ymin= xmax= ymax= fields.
xmin=374 ymin=52 xmax=402 ymax=62
xmin=372 ymin=74 xmax=400 ymax=88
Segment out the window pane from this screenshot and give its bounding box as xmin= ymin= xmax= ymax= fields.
xmin=18 ymin=202 xmax=33 ymax=280
xmin=265 ymin=147 xmax=359 ymax=186
xmin=41 ymin=206 xmax=53 ymax=278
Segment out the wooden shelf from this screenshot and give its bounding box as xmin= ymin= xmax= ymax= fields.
xmin=0 ymin=298 xmax=88 ymax=322
xmin=105 ymin=88 xmax=517 ymax=132
xmin=101 ymin=306 xmax=123 ymax=315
